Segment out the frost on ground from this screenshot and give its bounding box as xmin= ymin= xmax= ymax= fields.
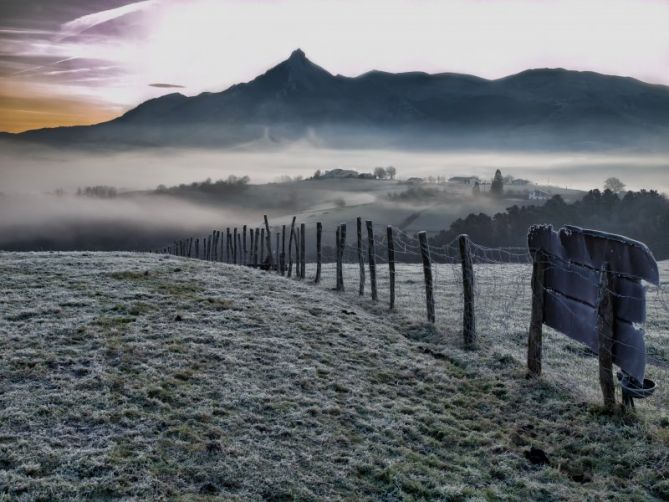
xmin=0 ymin=252 xmax=668 ymax=500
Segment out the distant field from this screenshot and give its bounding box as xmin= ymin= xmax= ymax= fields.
xmin=1 ymin=253 xmax=668 ymax=499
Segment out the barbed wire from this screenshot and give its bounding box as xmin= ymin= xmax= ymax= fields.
xmin=157 ymin=220 xmax=669 ymax=413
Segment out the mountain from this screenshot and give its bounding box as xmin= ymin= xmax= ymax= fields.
xmin=5 ymin=49 xmax=669 ymax=151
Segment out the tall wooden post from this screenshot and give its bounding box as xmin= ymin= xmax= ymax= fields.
xmin=387 ymin=226 xmax=395 ymax=309
xmin=527 ymin=250 xmax=546 ymax=378
xmin=366 ymin=220 xmax=378 ymax=301
xmin=357 ymin=217 xmax=365 ymax=296
xmin=288 ymin=217 xmax=296 ymax=277
xmin=597 ymin=263 xmax=616 ymax=410
xmin=315 ymin=222 xmax=322 ymax=284
xmin=195 ymin=238 xmax=199 ymax=259
xmin=459 ymin=234 xmax=476 ymax=348
xmin=243 ymin=225 xmax=248 ymax=265
xmin=418 ymin=231 xmax=435 ymax=323
xmin=300 ymin=223 xmax=306 ymax=280
xmin=263 ymin=215 xmax=274 ymax=270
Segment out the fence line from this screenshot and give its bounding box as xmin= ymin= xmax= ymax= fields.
xmin=154 ymin=215 xmax=668 ymax=414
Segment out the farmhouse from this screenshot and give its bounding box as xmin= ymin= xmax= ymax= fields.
xmin=528 ymin=189 xmax=551 ymax=200
xmin=448 ymin=176 xmax=480 ymax=185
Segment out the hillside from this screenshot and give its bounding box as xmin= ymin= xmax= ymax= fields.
xmin=1 ymin=252 xmax=668 ymax=499
xmin=6 ymin=49 xmax=669 ymax=151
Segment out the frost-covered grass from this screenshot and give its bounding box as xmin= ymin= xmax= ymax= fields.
xmin=1 ymin=252 xmax=668 ymax=499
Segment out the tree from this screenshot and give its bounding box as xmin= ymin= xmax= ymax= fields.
xmin=490 ymin=169 xmax=504 ymax=196
xmin=604 ymin=177 xmax=625 ymax=193
xmin=313 ymin=169 xmax=321 ymax=179
xmin=385 ymin=166 xmax=397 ymax=180
xmin=374 ymin=167 xmax=387 ymax=180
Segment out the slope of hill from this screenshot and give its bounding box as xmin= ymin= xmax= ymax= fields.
xmin=1 ymin=252 xmax=667 ymax=499
xmin=7 ymin=49 xmax=669 ymax=150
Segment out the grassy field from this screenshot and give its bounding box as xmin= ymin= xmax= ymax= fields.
xmin=1 ymin=252 xmax=668 ymax=499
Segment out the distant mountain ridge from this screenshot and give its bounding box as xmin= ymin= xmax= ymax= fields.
xmin=5 ymin=49 xmax=669 ymax=150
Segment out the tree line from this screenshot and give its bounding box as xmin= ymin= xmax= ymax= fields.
xmin=431 ymin=189 xmax=669 ymax=260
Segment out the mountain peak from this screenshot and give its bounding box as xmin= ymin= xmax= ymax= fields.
xmin=289 ymin=48 xmax=306 ymax=61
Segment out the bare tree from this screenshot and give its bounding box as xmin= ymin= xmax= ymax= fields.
xmin=604 ymin=177 xmax=625 ymax=193
xmin=385 ymin=166 xmax=397 ymax=180
xmin=373 ymin=167 xmax=387 ymax=180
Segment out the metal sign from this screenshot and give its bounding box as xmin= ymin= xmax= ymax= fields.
xmin=528 ymin=225 xmax=659 ymax=382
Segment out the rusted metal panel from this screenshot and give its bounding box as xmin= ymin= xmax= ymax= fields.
xmin=542 ymin=259 xmax=646 ymax=323
xmin=543 ymin=290 xmax=646 ymax=381
xmin=528 ymin=225 xmax=659 ymax=285
xmin=528 ymin=224 xmax=657 ymax=382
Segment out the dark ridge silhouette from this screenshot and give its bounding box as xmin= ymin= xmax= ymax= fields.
xmin=5 ymin=49 xmax=669 ymax=151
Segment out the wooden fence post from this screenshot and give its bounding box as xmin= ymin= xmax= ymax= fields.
xmin=418 ymin=231 xmax=435 ymax=323
xmin=249 ymin=229 xmax=254 ymax=266
xmin=527 ymin=250 xmax=546 ymax=378
xmin=253 ymin=228 xmax=260 ymax=266
xmin=459 ymin=234 xmax=476 ymax=348
xmin=366 ymin=220 xmax=378 ymax=301
xmin=236 ymin=233 xmax=242 ymax=265
xmin=597 ymin=263 xmax=616 ymax=410
xmin=294 ymin=226 xmax=300 ymax=278
xmin=357 ymin=217 xmax=365 ymax=296
xmin=233 ymin=228 xmax=238 ymax=264
xmin=387 ymin=226 xmax=395 ymax=310
xmin=300 ymin=223 xmax=306 ymax=279
xmin=315 ymin=222 xmax=322 ymax=284
xmin=225 ymin=228 xmax=230 ymax=263
xmin=281 ymin=225 xmax=286 ymax=275
xmin=195 ymin=238 xmax=199 ymax=259
xmin=336 ymin=225 xmax=342 ymax=290
xmin=212 ymin=231 xmax=218 ymax=261
xmin=264 ymin=215 xmax=274 ymax=270
xmin=275 ymin=232 xmax=280 ymax=272
xmin=339 ymin=224 xmax=346 ymax=291
xmin=288 ymin=217 xmax=296 ymax=277
xmin=260 ymin=228 xmax=265 ymax=265
xmin=228 ymin=231 xmax=233 ymax=263
xmin=243 ymin=225 xmax=248 ymax=265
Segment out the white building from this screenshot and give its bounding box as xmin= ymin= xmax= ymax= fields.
xmin=528 ymin=190 xmax=551 ymax=201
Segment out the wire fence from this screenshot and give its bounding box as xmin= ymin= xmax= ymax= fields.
xmin=156 ymin=218 xmax=669 ymax=416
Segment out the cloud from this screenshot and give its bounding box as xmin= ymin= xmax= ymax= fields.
xmin=149 ymin=83 xmax=184 ymax=88
xmin=59 ymin=0 xmax=158 ymax=37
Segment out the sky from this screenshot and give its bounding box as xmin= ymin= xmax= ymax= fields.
xmin=1 ymin=0 xmax=668 ymax=133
